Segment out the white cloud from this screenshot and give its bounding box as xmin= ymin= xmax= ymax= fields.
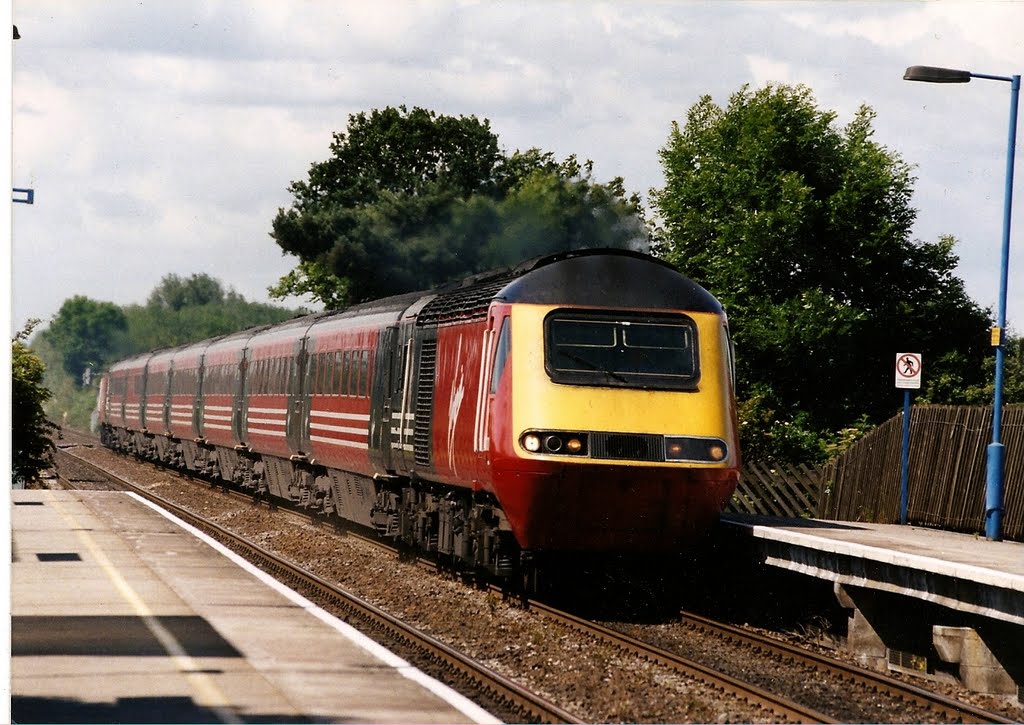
xmin=746 ymin=55 xmax=794 ymax=87
xmin=11 ymin=0 xmax=1024 ymax=333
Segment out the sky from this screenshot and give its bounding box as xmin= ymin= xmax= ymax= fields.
xmin=10 ymin=0 xmax=1024 ymax=338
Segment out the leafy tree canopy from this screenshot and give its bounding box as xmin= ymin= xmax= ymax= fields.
xmin=13 ymin=320 xmax=57 ymax=485
xmin=270 ymin=106 xmax=647 ymax=307
xmin=42 ymin=296 xmax=129 ymax=380
xmin=147 ymin=273 xmax=225 ymax=310
xmin=652 ymin=83 xmax=992 ymax=461
xmin=126 ymin=274 xmax=300 ymax=351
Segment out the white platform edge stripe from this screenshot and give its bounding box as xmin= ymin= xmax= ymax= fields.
xmin=127 ymin=492 xmax=499 ymax=724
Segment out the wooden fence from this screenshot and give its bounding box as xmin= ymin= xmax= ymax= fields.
xmin=728 ymin=461 xmax=824 ymax=518
xmin=818 ymin=405 xmax=1024 ymax=541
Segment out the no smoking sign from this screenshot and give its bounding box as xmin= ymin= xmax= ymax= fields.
xmin=895 ymin=352 xmax=922 ymax=389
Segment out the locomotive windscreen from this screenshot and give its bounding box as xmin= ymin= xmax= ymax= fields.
xmin=543 ymin=311 xmax=699 ymax=390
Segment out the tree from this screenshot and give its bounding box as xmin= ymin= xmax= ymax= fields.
xmin=652 ymin=84 xmax=992 ymax=462
xmin=146 ymin=273 xmax=225 ymax=311
xmin=13 ymin=321 xmax=57 ymax=485
xmin=958 ymin=333 xmax=1024 ymax=405
xmin=43 ymin=296 xmax=129 ymax=381
xmin=270 ymin=106 xmax=647 ymax=307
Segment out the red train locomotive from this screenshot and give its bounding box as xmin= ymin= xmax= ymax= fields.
xmin=98 ymin=249 xmax=740 ymax=576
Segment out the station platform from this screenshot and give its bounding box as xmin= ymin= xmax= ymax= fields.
xmin=720 ymin=513 xmax=1024 ymax=625
xmin=719 ymin=513 xmax=1024 ymax=695
xmin=10 ymin=489 xmax=498 ymax=724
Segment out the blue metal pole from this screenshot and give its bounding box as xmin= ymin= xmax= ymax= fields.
xmin=900 ymin=390 xmax=911 ymax=525
xmin=984 ymin=73 xmax=1019 ymax=542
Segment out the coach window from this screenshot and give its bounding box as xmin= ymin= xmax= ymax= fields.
xmin=307 ymin=353 xmax=318 ymax=394
xmin=350 ymin=350 xmax=360 ymax=396
xmin=350 ymin=350 xmax=360 ymax=397
xmin=360 ymin=350 xmax=370 ymax=397
xmin=338 ymin=351 xmax=348 ymax=396
xmin=489 ymin=318 xmax=511 ymax=394
xmin=330 ymin=351 xmax=339 ymax=395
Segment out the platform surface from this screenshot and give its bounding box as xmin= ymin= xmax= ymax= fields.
xmin=721 ymin=513 xmax=1024 ymax=624
xmin=11 ymin=489 xmax=497 ymax=724
xmin=722 ymin=513 xmax=1024 ymax=583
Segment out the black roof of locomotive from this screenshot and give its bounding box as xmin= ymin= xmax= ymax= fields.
xmin=498 ymin=248 xmax=721 ymax=311
xmin=415 ymin=248 xmax=722 ymax=325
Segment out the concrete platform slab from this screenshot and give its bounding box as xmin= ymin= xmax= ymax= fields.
xmin=721 ymin=514 xmax=1024 ymax=622
xmin=11 ymin=489 xmax=497 ymax=724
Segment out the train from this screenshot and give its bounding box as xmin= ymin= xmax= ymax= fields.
xmin=97 ymin=249 xmax=740 ymax=580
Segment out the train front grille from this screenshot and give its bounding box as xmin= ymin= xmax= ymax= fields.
xmin=590 ymin=432 xmax=663 ymax=462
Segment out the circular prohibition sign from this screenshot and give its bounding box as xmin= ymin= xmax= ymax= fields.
xmin=897 ymin=353 xmax=922 ymax=378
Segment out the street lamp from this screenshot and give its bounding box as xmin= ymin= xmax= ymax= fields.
xmin=903 ymin=65 xmax=1019 ymax=541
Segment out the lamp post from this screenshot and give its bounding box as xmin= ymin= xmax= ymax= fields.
xmin=903 ymin=65 xmax=1019 ymax=541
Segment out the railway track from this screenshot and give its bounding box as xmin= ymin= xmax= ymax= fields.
xmin=51 ymin=441 xmax=1018 ymax=723
xmin=669 ymin=611 xmax=1014 ymax=724
xmin=50 ymin=446 xmax=577 ymax=724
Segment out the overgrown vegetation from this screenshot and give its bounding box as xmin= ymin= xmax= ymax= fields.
xmin=12 ymin=321 xmax=57 ymax=485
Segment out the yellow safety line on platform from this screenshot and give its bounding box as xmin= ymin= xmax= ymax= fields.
xmin=45 ymin=491 xmax=242 ymax=724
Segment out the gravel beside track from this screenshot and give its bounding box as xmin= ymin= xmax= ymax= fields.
xmin=51 ymin=433 xmax=1024 ymax=723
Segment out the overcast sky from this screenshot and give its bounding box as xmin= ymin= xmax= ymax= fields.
xmin=10 ymin=1 xmax=1024 ymax=338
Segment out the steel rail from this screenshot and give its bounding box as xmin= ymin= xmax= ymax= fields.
xmin=51 ymin=446 xmax=581 ymax=724
xmin=678 ymin=611 xmax=1015 ymax=724
xmin=525 ymin=598 xmax=838 ymax=724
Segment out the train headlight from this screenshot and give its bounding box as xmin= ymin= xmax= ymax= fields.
xmin=665 ymin=436 xmax=729 ymax=463
xmin=520 ymin=431 xmax=588 ymax=456
xmin=544 ymin=435 xmax=563 ymax=452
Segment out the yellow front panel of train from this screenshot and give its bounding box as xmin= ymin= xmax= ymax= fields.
xmin=508 ymin=304 xmax=736 ymax=466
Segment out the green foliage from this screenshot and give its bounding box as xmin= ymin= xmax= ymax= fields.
xmin=147 ymin=273 xmax=225 ymax=310
xmin=652 ymin=84 xmax=991 ymax=462
xmin=42 ymin=296 xmax=128 ymax=380
xmin=32 ymin=333 xmax=100 ymax=432
xmin=124 ymin=276 xmax=300 ymax=351
xmin=12 ymin=321 xmax=57 ymax=485
xmin=35 ymin=277 xmax=305 ymax=430
xmin=956 ymin=334 xmax=1024 ymax=405
xmin=271 ymin=106 xmax=646 ymax=307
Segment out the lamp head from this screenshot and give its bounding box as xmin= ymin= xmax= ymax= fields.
xmin=904 ymin=65 xmax=971 ymax=83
